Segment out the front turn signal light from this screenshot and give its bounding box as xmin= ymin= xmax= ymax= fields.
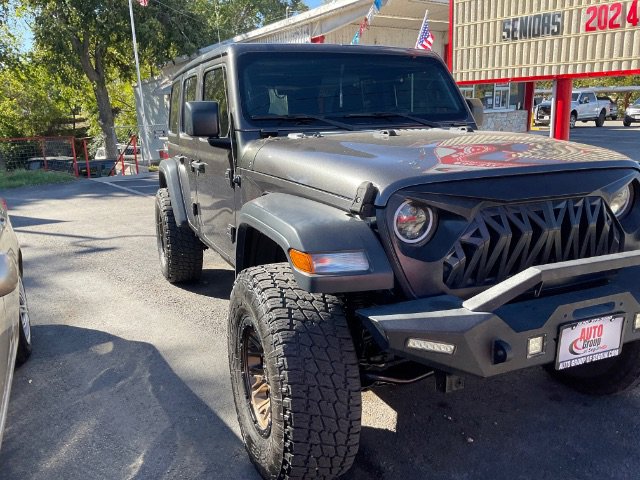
xmin=289 ymin=249 xmax=369 ymax=274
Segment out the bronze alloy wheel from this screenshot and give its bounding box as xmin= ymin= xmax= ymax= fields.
xmin=241 ymin=322 xmax=271 ymax=435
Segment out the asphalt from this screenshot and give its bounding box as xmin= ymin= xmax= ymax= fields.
xmin=533 ymin=119 xmax=640 ymax=160
xmin=0 ymin=123 xmax=639 ymax=480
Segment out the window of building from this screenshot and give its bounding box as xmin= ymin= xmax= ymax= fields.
xmin=493 ymin=83 xmax=510 ymax=110
xmin=463 ymin=82 xmax=529 ymax=111
xmin=203 ymin=68 xmax=230 ymax=137
xmin=459 ymin=86 xmax=475 ymax=99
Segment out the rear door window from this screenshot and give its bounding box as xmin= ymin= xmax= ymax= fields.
xmin=169 ymin=80 xmax=182 ymax=133
xmin=182 ymin=75 xmax=198 ymax=132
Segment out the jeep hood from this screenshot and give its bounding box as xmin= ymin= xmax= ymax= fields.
xmin=248 ymin=129 xmax=632 ymax=206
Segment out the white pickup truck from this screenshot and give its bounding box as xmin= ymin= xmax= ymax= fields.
xmin=534 ymin=89 xmax=610 ymax=128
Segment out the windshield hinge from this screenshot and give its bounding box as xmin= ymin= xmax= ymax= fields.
xmin=350 ymin=181 xmax=378 ymax=217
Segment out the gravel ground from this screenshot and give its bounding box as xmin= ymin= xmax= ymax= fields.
xmin=1 ymin=126 xmax=640 ymax=479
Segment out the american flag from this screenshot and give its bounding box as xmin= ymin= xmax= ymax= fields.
xmin=415 ymin=12 xmax=434 ymax=50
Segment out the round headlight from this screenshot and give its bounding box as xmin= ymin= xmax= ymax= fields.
xmin=393 ymin=200 xmax=436 ymax=244
xmin=610 ymin=184 xmax=634 ymax=218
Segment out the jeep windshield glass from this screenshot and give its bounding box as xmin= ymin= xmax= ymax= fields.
xmin=238 ymin=52 xmax=470 ymax=129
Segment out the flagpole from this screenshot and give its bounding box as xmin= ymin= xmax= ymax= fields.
xmin=128 ymin=0 xmax=150 ymax=165
xmin=415 ymin=9 xmax=429 ymax=48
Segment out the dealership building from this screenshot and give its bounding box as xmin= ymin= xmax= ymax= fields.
xmin=138 ymin=0 xmax=640 ymax=160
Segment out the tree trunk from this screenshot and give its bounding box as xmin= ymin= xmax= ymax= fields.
xmin=93 ymin=78 xmax=118 ymax=159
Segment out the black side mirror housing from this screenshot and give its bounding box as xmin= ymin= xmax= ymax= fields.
xmin=466 ymin=98 xmax=484 ymax=127
xmin=185 ymin=101 xmax=220 ymax=137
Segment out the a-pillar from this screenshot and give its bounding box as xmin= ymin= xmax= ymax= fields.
xmin=523 ymin=82 xmax=536 ymax=132
xmin=551 ymin=78 xmax=572 ymax=140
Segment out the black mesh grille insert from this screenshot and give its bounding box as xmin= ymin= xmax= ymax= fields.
xmin=443 ymin=197 xmax=623 ymax=290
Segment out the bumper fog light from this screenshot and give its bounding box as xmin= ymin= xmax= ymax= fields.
xmin=407 ymin=338 xmax=456 ymax=355
xmin=634 ymin=313 xmax=640 ymax=331
xmin=527 ymin=335 xmax=546 ymax=358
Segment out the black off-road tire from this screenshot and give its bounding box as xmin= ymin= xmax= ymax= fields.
xmin=15 ymin=276 xmax=32 ymax=366
xmin=155 ymin=188 xmax=203 ymax=283
xmin=623 ymin=117 xmax=632 ymax=127
xmin=595 ymin=110 xmax=606 ymax=127
xmin=545 ymin=340 xmax=640 ymax=395
xmin=228 ymin=263 xmax=361 ymax=480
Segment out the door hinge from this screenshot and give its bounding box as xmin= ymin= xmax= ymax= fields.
xmin=192 ymin=203 xmax=199 ymax=216
xmin=227 ymin=224 xmax=236 ymax=242
xmin=225 ymin=168 xmax=241 ymax=188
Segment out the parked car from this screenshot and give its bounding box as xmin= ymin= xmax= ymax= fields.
xmin=598 ymin=95 xmax=618 ymax=120
xmin=0 ymin=198 xmax=32 ymax=449
xmin=534 ymin=89 xmax=610 ymax=128
xmin=623 ymin=98 xmax=640 ymax=127
xmin=157 ymin=43 xmax=640 ymax=480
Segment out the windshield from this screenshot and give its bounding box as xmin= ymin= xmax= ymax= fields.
xmin=572 ymin=93 xmax=579 ymax=101
xmin=238 ymin=52 xmax=469 ymax=128
xmin=634 ymin=98 xmax=640 ymax=106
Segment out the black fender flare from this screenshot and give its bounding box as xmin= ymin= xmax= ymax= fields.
xmin=237 ymin=193 xmax=394 ymax=293
xmin=159 ymin=158 xmax=189 ymax=227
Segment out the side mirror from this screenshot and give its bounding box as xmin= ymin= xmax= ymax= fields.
xmin=466 ymin=98 xmax=484 ymax=127
xmin=0 ymin=253 xmax=18 ymax=297
xmin=185 ymin=101 xmax=220 ymax=137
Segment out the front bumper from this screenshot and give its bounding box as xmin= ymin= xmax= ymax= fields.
xmin=357 ymin=251 xmax=640 ymax=378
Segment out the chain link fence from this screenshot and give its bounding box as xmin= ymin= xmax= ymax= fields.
xmin=0 ymin=136 xmax=79 ymax=175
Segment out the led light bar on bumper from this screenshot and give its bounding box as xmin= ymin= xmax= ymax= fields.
xmin=289 ymin=249 xmax=369 ymax=274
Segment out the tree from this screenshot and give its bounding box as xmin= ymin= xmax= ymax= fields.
xmin=25 ymin=0 xmax=213 ymax=158
xmin=195 ymin=0 xmax=308 ymax=40
xmin=18 ymin=0 xmax=308 ymax=159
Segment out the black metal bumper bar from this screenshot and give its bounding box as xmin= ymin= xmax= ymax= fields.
xmin=357 ymin=251 xmax=640 ymax=378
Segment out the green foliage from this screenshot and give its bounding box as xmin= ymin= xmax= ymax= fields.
xmin=5 ymin=0 xmax=309 ymax=151
xmin=0 ymin=58 xmax=76 ymax=137
xmin=0 ymin=169 xmax=76 ymax=189
xmin=195 ymin=0 xmax=308 ymax=40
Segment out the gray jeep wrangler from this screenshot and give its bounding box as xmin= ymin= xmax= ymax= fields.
xmin=156 ymin=43 xmax=640 ymax=480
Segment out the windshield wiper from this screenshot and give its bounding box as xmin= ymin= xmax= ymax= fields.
xmin=250 ymin=114 xmax=356 ymax=131
xmin=338 ymin=112 xmax=444 ymax=128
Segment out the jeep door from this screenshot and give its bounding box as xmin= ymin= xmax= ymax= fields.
xmin=168 ymin=75 xmax=199 ymax=228
xmin=194 ymin=65 xmax=235 ymax=262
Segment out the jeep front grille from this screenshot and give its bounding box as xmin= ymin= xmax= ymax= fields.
xmin=443 ymin=197 xmax=623 ymax=290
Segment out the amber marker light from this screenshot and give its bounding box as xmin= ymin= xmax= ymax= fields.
xmin=289 ymin=249 xmax=315 ymax=274
xmin=289 ymin=249 xmax=369 ymax=275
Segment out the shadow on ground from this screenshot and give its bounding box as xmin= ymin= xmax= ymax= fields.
xmin=175 ymin=268 xmax=236 ymax=300
xmin=345 ymin=369 xmax=640 ymax=480
xmin=0 ymin=325 xmax=258 ymax=480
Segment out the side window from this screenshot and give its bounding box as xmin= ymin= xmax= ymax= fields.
xmin=203 ymin=68 xmax=230 ymax=137
xmin=169 ymin=80 xmax=181 ymax=133
xmin=587 ymin=93 xmax=597 ymax=104
xmin=182 ymin=75 xmax=198 ymax=132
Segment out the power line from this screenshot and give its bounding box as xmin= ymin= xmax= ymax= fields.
xmin=149 ymin=0 xmax=206 ymax=25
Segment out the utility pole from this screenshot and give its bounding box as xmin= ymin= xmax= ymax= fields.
xmin=128 ymin=0 xmax=151 ymax=166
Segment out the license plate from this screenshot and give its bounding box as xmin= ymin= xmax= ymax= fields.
xmin=543 ymin=115 xmax=549 ymax=120
xmin=556 ymin=315 xmax=624 ymax=370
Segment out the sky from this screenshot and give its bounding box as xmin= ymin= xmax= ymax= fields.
xmin=305 ymin=1 xmax=324 ymax=8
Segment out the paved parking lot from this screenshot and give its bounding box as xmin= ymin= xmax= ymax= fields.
xmin=1 ymin=124 xmax=640 ymax=479
xmin=533 ymin=120 xmax=639 ymax=160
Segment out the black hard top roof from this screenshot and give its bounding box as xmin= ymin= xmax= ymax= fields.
xmin=174 ymin=42 xmax=440 ymax=80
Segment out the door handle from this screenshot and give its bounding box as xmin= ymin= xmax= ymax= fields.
xmin=190 ymin=160 xmax=207 ymax=173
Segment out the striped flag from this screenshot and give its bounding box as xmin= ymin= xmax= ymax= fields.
xmin=415 ymin=11 xmax=434 ymax=50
